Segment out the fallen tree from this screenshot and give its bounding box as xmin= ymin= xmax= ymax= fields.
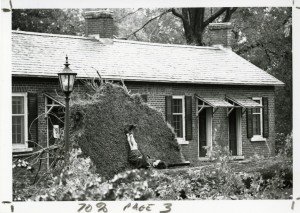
xmin=70 ymin=82 xmax=185 ymax=178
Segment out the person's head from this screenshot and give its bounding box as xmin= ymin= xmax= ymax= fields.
xmin=153 ymin=160 xmax=167 ymax=169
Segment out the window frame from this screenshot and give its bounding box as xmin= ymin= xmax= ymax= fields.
xmin=172 ymin=95 xmax=186 ymax=143
xmin=251 ymin=97 xmax=266 ymax=141
xmin=12 ymin=92 xmax=30 ymax=151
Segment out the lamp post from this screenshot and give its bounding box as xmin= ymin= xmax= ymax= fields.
xmin=58 ymin=55 xmax=77 ymax=165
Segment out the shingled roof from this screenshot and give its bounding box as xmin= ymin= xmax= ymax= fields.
xmin=12 ymin=31 xmax=284 ymax=86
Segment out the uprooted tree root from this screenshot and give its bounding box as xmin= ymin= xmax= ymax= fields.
xmin=70 ymin=82 xmax=185 ymax=178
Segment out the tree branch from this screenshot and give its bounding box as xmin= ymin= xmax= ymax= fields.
xmin=223 ymin=7 xmax=238 ymax=22
xmin=203 ymin=7 xmax=228 ymax=28
xmin=115 ymin=8 xmax=143 ymax=23
xmin=170 ymin=8 xmax=184 ymax=20
xmin=126 ymin=9 xmax=171 ymax=39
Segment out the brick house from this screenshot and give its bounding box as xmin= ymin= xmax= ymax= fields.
xmin=12 ymin=10 xmax=284 ymax=168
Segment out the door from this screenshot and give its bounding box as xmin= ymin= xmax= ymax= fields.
xmin=229 ymin=109 xmax=237 ymax=156
xmin=199 ymin=109 xmax=207 ymax=157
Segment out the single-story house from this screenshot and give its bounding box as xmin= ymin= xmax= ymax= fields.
xmin=12 ymin=10 xmax=284 ymax=169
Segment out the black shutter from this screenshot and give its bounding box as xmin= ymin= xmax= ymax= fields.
xmin=246 ymin=108 xmax=253 ymax=138
xmin=165 ymin=96 xmax=173 ymax=124
xmin=262 ymin=97 xmax=269 ymax=138
xmin=28 ymin=92 xmax=38 ymax=147
xmin=141 ymin=94 xmax=148 ymax=102
xmin=185 ymin=96 xmax=193 ymax=140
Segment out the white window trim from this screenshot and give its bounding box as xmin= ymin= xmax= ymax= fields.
xmin=172 ymin=96 xmax=189 ymax=144
xmin=236 ymin=108 xmax=243 ymax=155
xmin=12 ymin=93 xmax=31 ymax=152
xmin=251 ymin=97 xmax=266 ymax=142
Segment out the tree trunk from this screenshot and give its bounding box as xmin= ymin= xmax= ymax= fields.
xmin=172 ymin=8 xmax=237 ymax=46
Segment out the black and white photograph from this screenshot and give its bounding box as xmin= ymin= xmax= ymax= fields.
xmin=0 ymin=0 xmax=298 ymax=212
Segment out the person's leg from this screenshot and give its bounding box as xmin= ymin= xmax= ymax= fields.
xmin=127 ymin=133 xmax=133 ymax=149
xmin=129 ymin=133 xmax=136 ymax=144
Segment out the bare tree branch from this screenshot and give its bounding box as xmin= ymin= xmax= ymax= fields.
xmin=203 ymin=7 xmax=228 ymax=28
xmin=171 ymin=8 xmax=184 ymax=20
xmin=223 ymin=7 xmax=238 ymax=22
xmin=127 ymin=9 xmax=171 ymax=39
xmin=115 ymin=8 xmax=143 ymax=22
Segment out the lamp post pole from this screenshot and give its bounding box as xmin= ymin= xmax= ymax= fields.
xmin=64 ymin=93 xmax=70 ymax=166
xmin=58 ymin=55 xmax=77 ymax=167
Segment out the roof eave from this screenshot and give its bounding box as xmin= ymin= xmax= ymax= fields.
xmin=12 ymin=74 xmax=285 ymax=87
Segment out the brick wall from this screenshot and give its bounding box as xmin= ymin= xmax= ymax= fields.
xmin=126 ymin=82 xmax=276 ymax=162
xmin=208 ymin=23 xmax=233 ymax=48
xmin=12 ymin=77 xmax=87 ymax=181
xmin=83 ymin=11 xmax=114 ymax=39
xmin=12 ymin=77 xmax=276 ymax=167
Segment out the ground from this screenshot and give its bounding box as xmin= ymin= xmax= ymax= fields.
xmin=13 ymin=150 xmax=292 ymax=201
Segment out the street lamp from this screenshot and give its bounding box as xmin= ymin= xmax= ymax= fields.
xmin=58 ymin=55 xmax=77 ymax=165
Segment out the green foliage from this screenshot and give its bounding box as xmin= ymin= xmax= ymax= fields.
xmin=14 ymin=149 xmax=155 ymax=201
xmin=232 ymin=7 xmax=292 ymax=135
xmin=14 ymin=143 xmax=292 ymax=201
xmin=12 ymin=9 xmax=85 ymax=36
xmin=276 ymin=132 xmax=293 ymax=157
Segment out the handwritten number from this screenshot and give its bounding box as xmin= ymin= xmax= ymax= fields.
xmin=77 ymin=203 xmax=93 ymax=213
xmin=160 ymin=203 xmax=172 ymax=213
xmin=78 ymin=203 xmax=86 ymax=212
xmin=85 ymin=204 xmax=92 ymax=212
xmin=96 ymin=202 xmax=108 ymax=212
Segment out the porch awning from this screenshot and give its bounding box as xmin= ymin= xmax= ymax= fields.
xmin=195 ymin=94 xmax=234 ymax=115
xmin=225 ymin=96 xmax=262 ymax=108
xmin=195 ymin=94 xmax=233 ymax=108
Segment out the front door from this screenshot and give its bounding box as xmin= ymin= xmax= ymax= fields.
xmin=229 ymin=109 xmax=237 ymax=156
xmin=199 ymin=109 xmax=207 ymax=157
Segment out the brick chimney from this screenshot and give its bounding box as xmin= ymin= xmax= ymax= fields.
xmin=208 ymin=22 xmax=233 ymax=49
xmin=83 ymin=10 xmax=114 ymax=40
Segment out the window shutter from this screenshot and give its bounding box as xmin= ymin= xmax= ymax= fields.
xmin=246 ymin=108 xmax=253 ymax=138
xmin=165 ymin=96 xmax=173 ymax=124
xmin=141 ymin=94 xmax=148 ymax=102
xmin=185 ymin=96 xmax=193 ymax=140
xmin=262 ymin=97 xmax=269 ymax=138
xmin=28 ymin=92 xmax=38 ymax=147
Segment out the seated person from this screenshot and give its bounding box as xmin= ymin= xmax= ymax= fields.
xmin=125 ymin=125 xmax=167 ymax=170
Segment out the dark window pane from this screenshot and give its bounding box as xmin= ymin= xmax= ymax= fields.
xmin=253 ymin=114 xmax=261 ymax=135
xmin=173 ymin=115 xmax=183 ymax=137
xmin=172 ymin=99 xmax=182 ymax=113
xmin=12 ymin=116 xmax=24 ymax=144
xmin=12 ymin=96 xmax=24 ymax=114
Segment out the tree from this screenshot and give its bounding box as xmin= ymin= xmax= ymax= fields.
xmin=170 ymin=8 xmax=237 ymax=45
xmin=12 ymin=9 xmax=84 ymax=35
xmin=119 ymin=8 xmax=237 ymax=45
xmin=231 ymin=7 xmax=292 ymax=134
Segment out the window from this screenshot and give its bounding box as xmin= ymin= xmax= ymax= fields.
xmin=165 ymin=95 xmax=192 ymax=144
xmin=252 ymin=97 xmax=263 ymax=136
xmin=12 ymin=93 xmax=28 ymax=149
xmin=172 ymin=96 xmax=185 ymax=139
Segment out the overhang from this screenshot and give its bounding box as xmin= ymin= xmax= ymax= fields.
xmin=225 ymin=96 xmax=262 ymax=108
xmin=195 ymin=94 xmax=234 ymax=116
